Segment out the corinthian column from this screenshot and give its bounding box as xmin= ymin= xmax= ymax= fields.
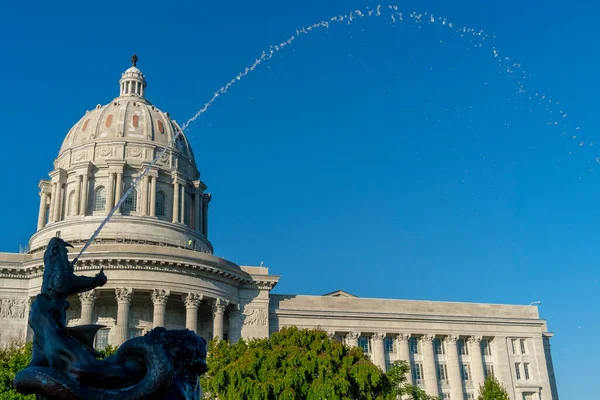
xmin=141 ymin=175 xmax=149 ymax=216
xmin=80 ymin=174 xmax=89 ymax=216
xmin=53 ymin=183 xmax=63 ymax=222
xmin=149 ymin=176 xmax=157 ymax=217
xmin=151 ymin=289 xmax=170 ymax=328
xmin=37 ymin=192 xmax=48 ymax=230
xmin=212 ymin=298 xmax=229 ymax=340
xmin=114 ymin=288 xmax=133 ymax=345
xmin=469 ymin=335 xmax=485 ymax=392
xmin=396 ymin=333 xmax=413 ymax=385
xmin=345 ymin=331 xmax=360 ymax=348
xmin=371 ymin=332 xmax=387 ymax=371
xmin=49 ymin=183 xmax=57 ymax=222
xmin=185 ymin=293 xmax=203 ymax=333
xmin=106 ymin=173 xmax=115 ymax=211
xmin=172 ymin=180 xmax=180 ymax=223
xmin=445 ymin=335 xmax=465 ymax=400
xmin=421 ymin=334 xmax=440 ymax=398
xmin=73 ymin=175 xmax=82 ymax=216
xmin=228 ymin=304 xmax=241 ymax=343
xmin=78 ymin=289 xmax=97 ymax=325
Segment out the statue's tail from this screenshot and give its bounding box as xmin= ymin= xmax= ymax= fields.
xmin=14 ymin=334 xmax=174 ymax=400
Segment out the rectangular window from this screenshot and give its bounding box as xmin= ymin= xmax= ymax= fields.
xmin=524 ymin=363 xmax=530 ymax=380
xmin=512 ymin=339 xmax=518 ymax=354
xmin=410 ymin=337 xmax=420 ymax=354
xmin=461 ymin=364 xmax=471 ymax=381
xmin=358 ymin=336 xmax=370 ymax=353
xmin=482 ymin=340 xmax=492 ymax=356
xmin=435 ymin=338 xmax=446 ymax=355
xmin=129 ymin=328 xmax=143 ymax=339
xmin=384 ymin=336 xmax=394 ymax=352
xmin=520 ymin=339 xmax=527 ymax=355
xmin=485 ymin=364 xmax=495 ymax=378
xmin=412 ymin=363 xmax=424 ymax=381
xmin=437 ymin=363 xmax=448 ymax=380
xmin=460 ymin=339 xmax=469 ymax=356
xmin=95 ymin=329 xmax=109 ymax=350
xmin=515 ymin=363 xmax=521 ymax=380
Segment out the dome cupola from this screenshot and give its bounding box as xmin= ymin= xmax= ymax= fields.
xmin=119 ymin=54 xmax=147 ymax=99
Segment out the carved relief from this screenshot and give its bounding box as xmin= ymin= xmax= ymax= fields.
xmin=184 ymin=293 xmax=203 ymax=308
xmin=241 ymin=308 xmax=267 ymax=327
xmin=159 ymin=153 xmax=169 ymax=163
xmin=0 ymin=298 xmax=28 ymax=319
xmin=73 ymin=151 xmax=86 ymax=162
xmin=115 ymin=288 xmax=133 ymax=303
xmin=98 ymin=147 xmax=113 ymax=158
xmin=126 ymin=148 xmax=143 ymax=158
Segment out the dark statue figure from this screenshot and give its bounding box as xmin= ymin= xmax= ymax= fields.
xmin=13 ymin=238 xmax=208 ymax=400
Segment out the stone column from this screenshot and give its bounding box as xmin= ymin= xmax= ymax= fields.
xmin=202 ymin=196 xmax=209 ymax=237
xmin=198 ymin=194 xmax=204 ymax=235
xmin=141 ymin=175 xmax=149 ymax=216
xmin=149 ymin=176 xmax=157 ymax=217
xmin=491 ymin=337 xmax=512 ymax=396
xmin=172 ymin=181 xmax=180 ymax=223
xmin=106 ymin=172 xmax=115 ymax=211
xmin=228 ymin=305 xmax=241 ymax=343
xmin=37 ymin=192 xmax=48 ymax=230
xmin=49 ymin=183 xmax=56 ymax=222
xmin=53 ymin=183 xmax=62 ymax=222
xmin=445 ymin=335 xmax=465 ymax=400
xmin=194 ymin=192 xmax=201 ymax=231
xmin=396 ymin=333 xmax=413 ymax=385
xmin=185 ymin=293 xmax=203 ymax=333
xmin=114 ymin=172 xmax=122 ymax=214
xmin=114 ymin=288 xmax=133 ymax=345
xmin=345 ymin=331 xmax=360 ymax=348
xmin=78 ymin=289 xmax=97 ymax=325
xmin=212 ymin=298 xmax=229 ymax=340
xmin=421 ymin=334 xmax=440 ymax=398
xmin=151 ymin=289 xmax=170 ymax=328
xmin=371 ymin=332 xmax=386 ymax=371
xmin=468 ymin=335 xmax=485 ymax=392
xmin=73 ymin=175 xmax=82 ymax=216
xmin=180 ymin=186 xmax=186 ymax=225
xmin=80 ymin=174 xmax=89 ymax=216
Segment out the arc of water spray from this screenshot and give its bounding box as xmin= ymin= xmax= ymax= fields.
xmin=75 ymin=4 xmax=583 ymax=262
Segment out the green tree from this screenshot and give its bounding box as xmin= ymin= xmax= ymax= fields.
xmin=0 ymin=342 xmax=117 ymax=400
xmin=201 ymin=326 xmax=438 ymax=400
xmin=477 ymin=375 xmax=510 ymax=400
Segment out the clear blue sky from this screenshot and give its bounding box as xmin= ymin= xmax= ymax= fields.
xmin=0 ymin=0 xmax=597 ymax=397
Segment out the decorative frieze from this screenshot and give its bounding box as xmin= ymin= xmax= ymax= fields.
xmin=241 ymin=308 xmax=267 ymax=327
xmin=0 ymin=298 xmax=28 ymax=319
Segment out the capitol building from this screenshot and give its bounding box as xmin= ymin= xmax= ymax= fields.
xmin=0 ymin=59 xmax=558 ymax=400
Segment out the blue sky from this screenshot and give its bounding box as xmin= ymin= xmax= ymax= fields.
xmin=0 ymin=0 xmax=597 ymax=397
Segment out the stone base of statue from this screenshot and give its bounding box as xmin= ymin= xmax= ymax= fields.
xmin=13 ymin=238 xmax=207 ymax=400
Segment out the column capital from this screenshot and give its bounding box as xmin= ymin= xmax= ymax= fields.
xmin=396 ymin=333 xmax=411 ymax=342
xmin=212 ymin=298 xmax=229 ymax=314
xmin=422 ymin=334 xmax=436 ymax=343
xmin=115 ymin=287 xmax=133 ymax=303
xmin=371 ymin=332 xmax=386 ymax=342
xmin=151 ymin=289 xmax=170 ymax=305
xmin=326 ymin=331 xmax=337 ymax=340
xmin=78 ymin=289 xmax=98 ymax=304
xmin=444 ymin=335 xmax=459 ymax=344
xmin=345 ymin=331 xmax=360 ymax=341
xmin=184 ymin=292 xmax=203 ymax=308
xmin=468 ymin=335 xmax=483 ymax=344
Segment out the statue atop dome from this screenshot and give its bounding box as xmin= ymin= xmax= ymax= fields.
xmin=132 ymin=53 xmax=138 ymax=67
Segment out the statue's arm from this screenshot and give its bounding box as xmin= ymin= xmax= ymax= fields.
xmin=67 ymin=270 xmax=107 ymax=296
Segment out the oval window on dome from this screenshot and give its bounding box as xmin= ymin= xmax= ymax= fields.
xmin=105 ymin=114 xmax=113 ymax=127
xmin=132 ymin=114 xmax=139 ymax=128
xmin=82 ymin=119 xmax=89 ymax=132
xmin=157 ymin=120 xmax=165 ymax=134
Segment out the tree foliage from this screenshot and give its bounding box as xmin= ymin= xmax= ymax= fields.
xmin=477 ymin=375 xmax=510 ymax=400
xmin=201 ymin=326 xmax=437 ymax=400
xmin=0 ymin=342 xmax=117 ymax=400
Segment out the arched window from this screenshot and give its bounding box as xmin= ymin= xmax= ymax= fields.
xmin=67 ymin=191 xmax=75 ymax=216
xmin=156 ymin=191 xmax=166 ymax=217
xmin=123 ymin=188 xmax=137 ymax=214
xmin=132 ymin=114 xmax=139 ymax=128
xmin=94 ymin=187 xmax=106 ymax=211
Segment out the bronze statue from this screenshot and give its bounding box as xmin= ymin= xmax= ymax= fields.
xmin=132 ymin=53 xmax=139 ymax=67
xmin=13 ymin=238 xmax=207 ymax=399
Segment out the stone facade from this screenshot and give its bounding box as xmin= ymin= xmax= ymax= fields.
xmin=0 ymin=61 xmax=558 ymax=400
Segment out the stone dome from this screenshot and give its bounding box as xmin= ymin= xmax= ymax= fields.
xmin=29 ymin=57 xmax=211 ymax=254
xmin=58 ymin=66 xmax=195 ymax=167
